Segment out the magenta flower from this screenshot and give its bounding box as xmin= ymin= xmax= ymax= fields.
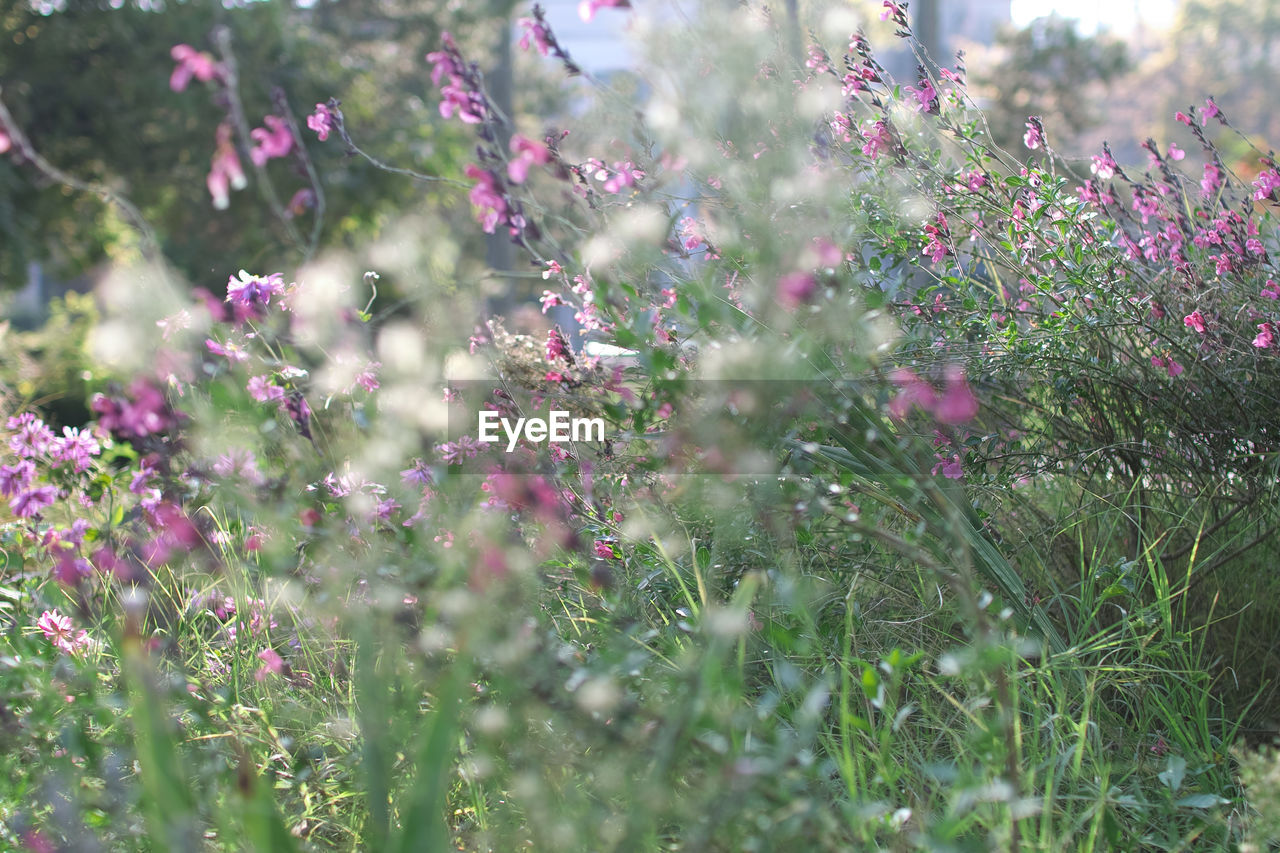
xmin=1253 ymin=169 xmax=1280 ymax=201
xmin=306 ymin=103 xmax=334 ymax=141
xmin=906 ymin=78 xmax=937 ymax=113
xmin=1175 ymin=111 xmax=1191 ymax=126
xmin=579 ymin=0 xmax=630 ymax=23
xmin=593 ymin=540 xmax=616 ymax=559
xmin=463 ymin=164 xmax=508 ymax=233
xmin=437 ymin=68 xmax=486 ymax=124
xmin=880 ymin=1 xmax=903 ymax=21
xmin=1183 ymin=311 xmax=1207 ymax=333
xmin=208 ymin=122 xmax=247 ymax=210
xmin=1254 ymin=322 xmax=1275 ymax=349
xmin=517 ymin=17 xmax=552 ymax=55
xmin=545 ymin=329 xmax=570 ymax=363
xmin=1168 ymin=143 xmax=1185 ymax=161
xmin=169 ymin=44 xmax=222 ymax=92
xmin=1263 ymin=280 xmax=1280 ymax=300
xmin=249 ymin=115 xmax=294 ymax=167
xmin=508 ymin=134 xmax=551 ymax=184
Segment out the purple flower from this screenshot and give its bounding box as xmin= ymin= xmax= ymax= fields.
xmin=10 ymin=485 xmax=57 ymax=518
xmin=53 ymin=427 xmax=100 ymax=473
xmin=0 ymin=460 xmax=36 ymax=497
xmin=226 ymin=270 xmax=285 ymax=312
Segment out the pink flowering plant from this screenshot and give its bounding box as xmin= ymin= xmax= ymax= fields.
xmin=0 ymin=1 xmax=1270 ymax=850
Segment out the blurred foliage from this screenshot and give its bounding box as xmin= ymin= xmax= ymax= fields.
xmin=0 ymin=292 xmax=99 ymax=426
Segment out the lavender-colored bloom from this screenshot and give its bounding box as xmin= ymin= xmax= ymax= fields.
xmin=9 ymin=418 xmax=55 ymax=458
xmin=10 ymin=484 xmax=57 ymax=518
xmin=226 ymin=270 xmax=285 ymax=309
xmin=0 ymin=460 xmax=36 ymax=497
xmin=53 ymin=426 xmax=101 ymax=473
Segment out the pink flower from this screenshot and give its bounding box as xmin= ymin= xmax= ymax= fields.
xmin=888 ymin=369 xmax=938 ymax=420
xmin=1262 ymin=280 xmax=1280 ymax=300
xmin=861 ymin=120 xmax=892 ymax=159
xmin=1203 ymin=97 xmax=1220 ymax=124
xmin=602 ymin=160 xmax=644 ymax=193
xmin=1174 ymin=111 xmax=1191 ymax=126
xmin=255 ymin=648 xmax=285 ymax=681
xmin=1253 ymin=169 xmax=1280 ymax=201
xmin=463 ymin=164 xmax=507 ymax=234
xmin=1023 ymin=121 xmax=1043 ymax=150
xmin=1201 ymin=163 xmax=1223 ymax=199
xmin=208 ymin=122 xmax=247 ymax=210
xmin=539 ymin=290 xmax=564 ymax=313
xmin=439 ymin=82 xmax=485 ymax=124
xmin=426 ymin=34 xmax=461 ymax=86
xmin=776 ymin=272 xmax=816 ymax=308
xmin=1183 ymin=311 xmax=1207 ymax=333
xmin=579 ymin=0 xmax=630 ymax=23
xmin=508 ymin=134 xmax=551 ymax=184
xmin=935 ymin=366 xmax=979 ymax=424
xmin=306 ymin=103 xmax=334 ymax=141
xmin=593 ymin=539 xmax=616 ymax=559
xmin=1090 ymin=152 xmax=1117 ymax=181
xmin=247 ymin=375 xmax=285 ymax=402
xmin=205 ymin=338 xmax=249 ymax=362
xmin=545 ymin=329 xmax=570 ymax=363
xmin=249 ymin=115 xmax=293 ymax=167
xmin=880 ymin=1 xmax=903 ymax=21
xmin=1253 ymin=322 xmax=1275 ymax=349
xmin=169 ymin=44 xmax=222 ymax=92
xmin=1168 ymin=143 xmax=1185 ymax=161
xmin=518 ymin=17 xmax=552 ymax=55
xmin=906 ymin=78 xmax=937 ymax=113
xmin=1151 ymin=355 xmax=1184 ymax=377
xmin=37 ymin=610 xmax=89 ymax=655
xmin=932 ymin=453 xmax=964 ymax=479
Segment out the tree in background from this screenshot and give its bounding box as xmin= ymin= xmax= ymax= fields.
xmin=0 ymin=0 xmax=503 ymax=295
xmin=972 ymin=13 xmax=1129 ymax=156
